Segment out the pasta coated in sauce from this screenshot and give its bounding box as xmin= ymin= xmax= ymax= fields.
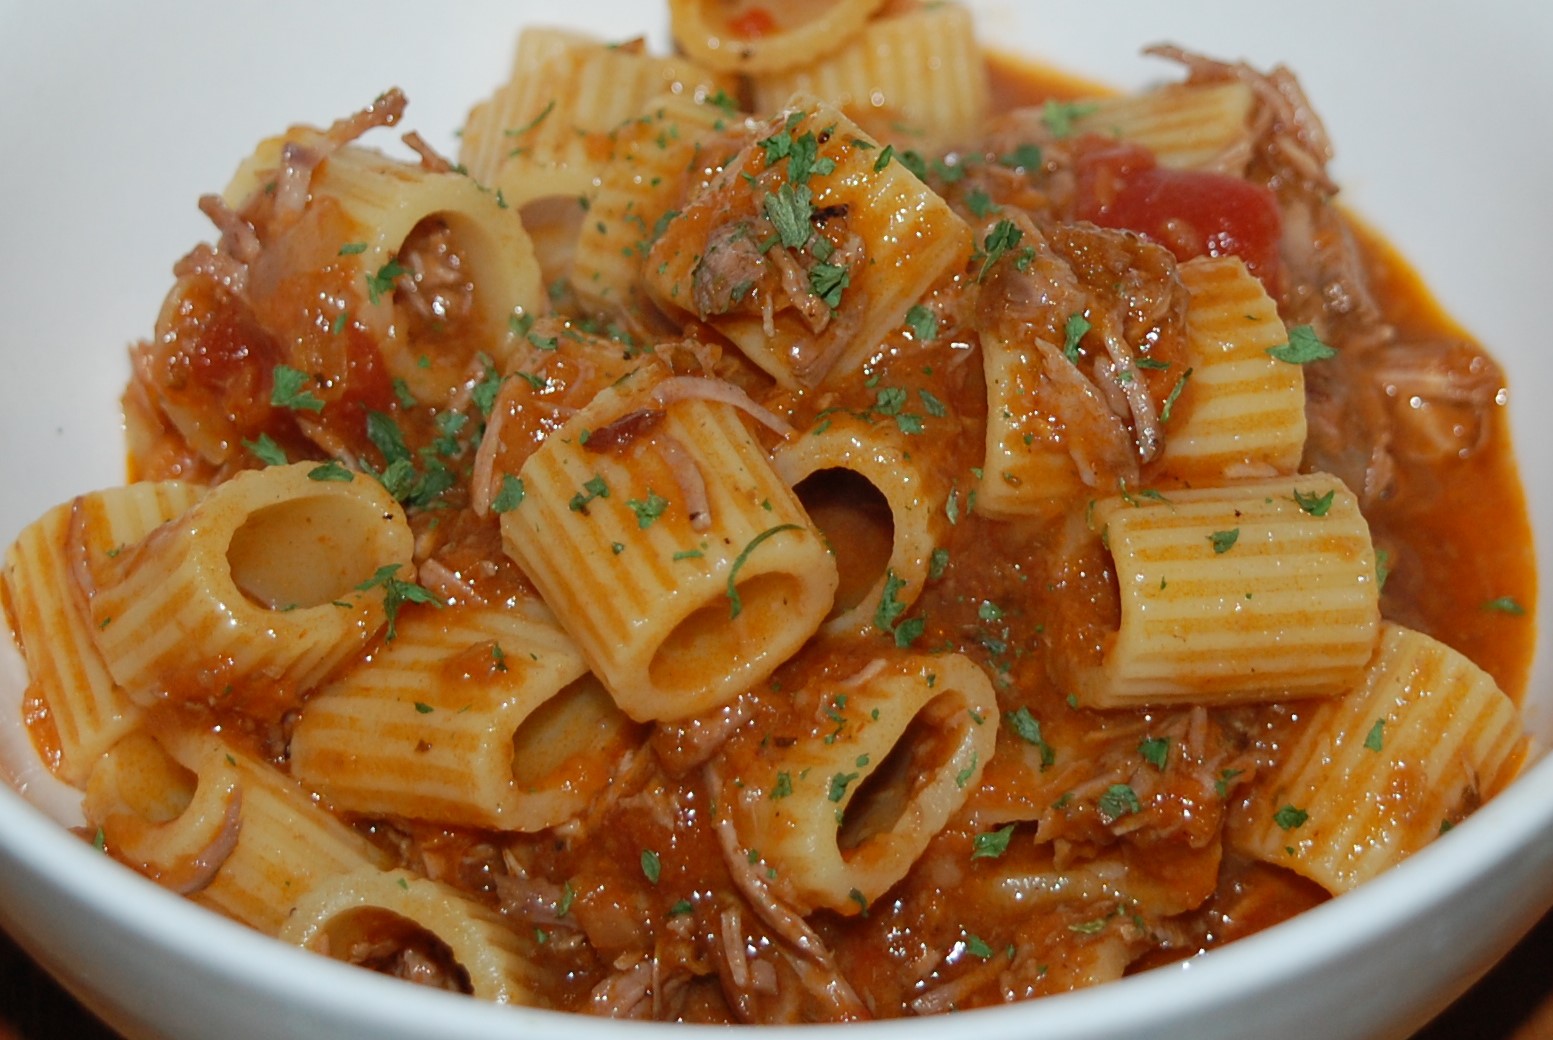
xmin=0 ymin=0 xmax=1536 ymax=1022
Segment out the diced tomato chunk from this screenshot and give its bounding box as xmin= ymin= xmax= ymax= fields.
xmin=1074 ymin=142 xmax=1283 ymax=294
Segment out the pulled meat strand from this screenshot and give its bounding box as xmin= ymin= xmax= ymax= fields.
xmin=197 ymin=194 xmax=261 ymax=266
xmin=652 ymin=433 xmax=712 ymax=532
xmin=170 ymin=242 xmax=247 ymax=294
xmin=1146 ymin=44 xmax=1336 ymax=196
xmin=160 ymin=789 xmax=244 ymax=895
xmin=650 ymin=376 xmax=796 ymax=438
xmin=401 ymin=129 xmax=456 ymax=174
xmin=584 ymin=409 xmax=666 ymax=455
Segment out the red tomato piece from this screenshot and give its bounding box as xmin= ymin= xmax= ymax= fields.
xmin=1075 ymin=143 xmax=1283 ymax=294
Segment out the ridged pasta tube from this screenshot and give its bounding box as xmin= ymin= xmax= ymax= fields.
xmin=83 ymin=729 xmax=390 ymax=935
xmin=1069 ymin=81 xmax=1256 ymax=173
xmin=1230 ymin=623 xmax=1525 ymax=893
xmin=668 ymin=0 xmax=888 ymax=75
xmin=500 ymin=367 xmax=837 ymax=722
xmin=751 ymin=1 xmax=989 ymax=151
xmin=87 ymin=463 xmax=413 ymax=715
xmin=1070 ymin=472 xmax=1381 ymax=708
xmin=290 ymin=600 xmax=640 ymax=831
xmin=644 ymin=95 xmax=973 ymax=389
xmin=279 ymin=867 xmax=544 ymax=1005
xmin=1151 ymin=256 xmax=1306 ymax=483
xmin=719 ymin=652 xmax=998 ymax=914
xmin=771 ymin=411 xmax=948 ymax=639
xmin=460 ymin=26 xmax=736 ymax=189
xmin=1 ymin=481 xmax=201 ymax=784
xmin=571 ymin=91 xmax=752 ymax=318
xmin=224 ymin=136 xmax=544 ymax=406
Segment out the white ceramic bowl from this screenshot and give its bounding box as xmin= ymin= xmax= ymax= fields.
xmin=0 ymin=3 xmax=1548 ymax=1039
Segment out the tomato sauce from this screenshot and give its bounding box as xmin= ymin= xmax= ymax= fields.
xmin=71 ymin=35 xmax=1537 ymax=1024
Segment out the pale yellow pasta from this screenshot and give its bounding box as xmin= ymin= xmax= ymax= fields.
xmin=668 ymin=0 xmax=889 ymax=75
xmin=1071 ymin=472 xmax=1381 ymax=708
xmin=87 ymin=463 xmax=413 ymax=713
xmin=719 ymin=652 xmax=998 ymax=914
xmin=460 ymin=27 xmax=736 ymax=191
xmin=771 ymin=411 xmax=949 ymax=639
xmin=1069 ymin=81 xmax=1256 ymax=173
xmin=290 ymin=600 xmax=639 ymax=831
xmin=644 ymin=96 xmax=973 ymax=388
xmin=227 ymin=136 xmax=543 ymax=405
xmin=500 ymin=365 xmax=837 ymax=722
xmin=280 ymin=868 xmax=544 ymax=1005
xmin=0 ymin=481 xmax=200 ymax=785
xmin=751 ymin=1 xmax=989 ymax=151
xmin=975 ymin=325 xmax=1093 ymax=521
xmin=84 ymin=729 xmax=390 ymax=935
xmin=571 ymin=92 xmax=753 ymax=318
xmin=1230 ymin=623 xmax=1525 ymax=893
xmin=1152 ymin=255 xmax=1306 ymax=482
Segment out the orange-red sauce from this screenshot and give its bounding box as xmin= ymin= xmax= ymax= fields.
xmin=22 ymin=36 xmax=1534 ymax=1025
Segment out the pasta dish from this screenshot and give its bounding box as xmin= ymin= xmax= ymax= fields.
xmin=0 ymin=0 xmax=1536 ymax=1022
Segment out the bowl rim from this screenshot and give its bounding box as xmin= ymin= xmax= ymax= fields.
xmin=3 ymin=745 xmax=1552 ymax=1036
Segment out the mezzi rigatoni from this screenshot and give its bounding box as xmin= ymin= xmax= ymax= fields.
xmin=84 ymin=729 xmax=391 ymax=935
xmin=750 ymin=1 xmax=989 ymax=151
xmin=224 ymin=136 xmax=544 ymax=406
xmin=643 ymin=95 xmax=973 ymax=389
xmin=668 ymin=0 xmax=888 ymax=75
xmin=290 ymin=600 xmax=639 ymax=831
xmin=281 ymin=868 xmax=545 ymax=1005
xmin=771 ymin=411 xmax=950 ymax=640
xmin=1 ymin=481 xmax=202 ymax=785
xmin=717 ymin=651 xmax=998 ymax=915
xmin=500 ymin=366 xmax=837 ymax=722
xmin=1069 ymin=81 xmax=1256 ymax=173
xmin=86 ymin=463 xmax=413 ymax=713
xmin=460 ymin=26 xmax=736 ymax=190
xmin=1066 ymin=472 xmax=1381 ymax=708
xmin=1152 ymin=255 xmax=1307 ymax=482
xmin=570 ymin=91 xmax=753 ymax=319
xmin=1230 ymin=623 xmax=1525 ymax=893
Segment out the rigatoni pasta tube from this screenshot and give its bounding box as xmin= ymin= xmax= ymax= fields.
xmin=501 ymin=366 xmax=838 ymax=722
xmin=1068 ymin=81 xmax=1255 ymax=173
xmin=571 ymin=91 xmax=751 ymax=319
xmin=1151 ymin=256 xmax=1306 ymax=483
xmin=290 ymin=600 xmax=640 ymax=831
xmin=280 ymin=868 xmax=544 ymax=1005
xmin=1230 ymin=623 xmax=1524 ymax=894
xmin=87 ymin=462 xmax=413 ymax=716
xmin=460 ymin=26 xmax=736 ymax=190
xmin=83 ymin=729 xmax=390 ymax=935
xmin=718 ymin=652 xmax=998 ymax=914
xmin=750 ymin=1 xmax=989 ymax=151
xmin=1 ymin=481 xmax=201 ymax=785
xmin=644 ymin=95 xmax=973 ymax=389
xmin=1067 ymin=472 xmax=1380 ymax=708
xmin=228 ymin=136 xmax=543 ymax=406
xmin=668 ymin=0 xmax=888 ymax=75
xmin=771 ymin=411 xmax=948 ymax=639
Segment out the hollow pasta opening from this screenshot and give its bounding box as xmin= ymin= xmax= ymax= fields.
xmin=226 ymin=493 xmax=396 ymax=609
xmin=648 ymin=571 xmax=805 ymax=698
xmin=96 ymin=731 xmax=198 ymax=825
xmin=311 ymin=906 xmax=474 ymax=996
xmin=393 ymin=215 xmax=482 ymax=348
xmin=518 ymin=196 xmax=588 ymax=289
xmin=838 ymin=691 xmax=962 ymax=856
xmin=793 ymin=467 xmax=893 ymax=619
xmin=511 ymin=672 xmax=636 ymax=790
